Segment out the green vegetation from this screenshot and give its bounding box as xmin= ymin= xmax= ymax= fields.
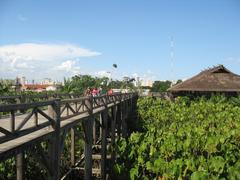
xmin=0 ymin=75 xmax=136 ymax=98
xmin=0 ymin=130 xmax=85 ymax=179
xmin=151 ymin=80 xmax=172 ymax=92
xmin=150 ymin=80 xmax=182 ymax=92
xmin=115 ymin=96 xmax=240 ymax=179
xmin=61 ymin=75 xmax=135 ymax=94
xmin=0 ymin=79 xmax=15 ymax=96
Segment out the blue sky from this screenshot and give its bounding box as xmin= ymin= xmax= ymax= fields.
xmin=0 ymin=0 xmax=240 ymax=82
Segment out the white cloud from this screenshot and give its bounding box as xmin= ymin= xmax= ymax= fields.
xmin=95 ymin=70 xmax=111 ymax=78
xmin=55 ymin=60 xmax=80 ymax=75
xmin=0 ymin=43 xmax=101 ymax=80
xmin=0 ymin=43 xmax=100 ymax=62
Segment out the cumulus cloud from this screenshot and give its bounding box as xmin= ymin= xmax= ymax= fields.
xmin=55 ymin=60 xmax=80 ymax=75
xmin=0 ymin=43 xmax=101 ymax=79
xmin=95 ymin=70 xmax=111 ymax=78
xmin=0 ymin=43 xmax=100 ymax=62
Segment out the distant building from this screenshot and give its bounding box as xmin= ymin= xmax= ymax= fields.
xmin=168 ymin=65 xmax=240 ymax=97
xmin=15 ymin=77 xmax=22 ymax=92
xmin=141 ymin=79 xmax=153 ymax=87
xmin=14 ymin=76 xmax=59 ymax=92
xmin=46 ymin=85 xmax=57 ymax=91
xmin=20 ymin=76 xmax=27 ymax=85
xmin=41 ymin=78 xmax=54 ymax=85
xmin=21 ymin=84 xmax=58 ymax=92
xmin=133 ymin=77 xmax=142 ymax=87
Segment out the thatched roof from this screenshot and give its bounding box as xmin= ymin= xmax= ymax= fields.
xmin=168 ymin=65 xmax=240 ymax=92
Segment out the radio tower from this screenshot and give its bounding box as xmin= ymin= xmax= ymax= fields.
xmin=170 ymin=36 xmax=174 ymax=85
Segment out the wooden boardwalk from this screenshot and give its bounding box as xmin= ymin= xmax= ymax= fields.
xmin=0 ymin=93 xmax=138 ymax=180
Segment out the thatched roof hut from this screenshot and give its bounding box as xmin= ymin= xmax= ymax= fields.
xmin=168 ymin=65 xmax=240 ymax=97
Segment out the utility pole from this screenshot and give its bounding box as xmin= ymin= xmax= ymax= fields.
xmin=170 ymin=36 xmax=174 ymax=86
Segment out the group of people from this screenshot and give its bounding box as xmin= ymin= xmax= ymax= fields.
xmin=84 ymin=87 xmax=113 ymax=97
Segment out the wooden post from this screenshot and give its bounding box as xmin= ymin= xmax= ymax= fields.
xmin=93 ymin=118 xmax=96 ymax=145
xmin=16 ymin=152 xmax=24 ymax=180
xmin=82 ymin=97 xmax=93 ymax=180
xmin=34 ymin=110 xmax=38 ymax=127
xmin=111 ymin=106 xmax=117 ymax=165
xmin=10 ymin=110 xmax=15 ymax=133
xmin=116 ymin=104 xmax=122 ymax=138
xmin=122 ymin=101 xmax=128 ymax=138
xmin=130 ymin=94 xmax=133 ymax=112
xmin=71 ymin=127 xmax=75 ymax=166
xmin=20 ymin=95 xmax=26 ymax=113
xmin=100 ymin=110 xmax=108 ymax=180
xmin=16 ymin=97 xmax=21 ymax=114
xmin=99 ymin=113 xmax=102 ymax=140
xmin=47 ymin=99 xmax=61 ymax=180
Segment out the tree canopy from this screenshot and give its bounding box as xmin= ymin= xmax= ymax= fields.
xmin=60 ymin=75 xmax=136 ymax=94
xmin=151 ymin=80 xmax=172 ymax=92
xmin=150 ymin=80 xmax=183 ymax=92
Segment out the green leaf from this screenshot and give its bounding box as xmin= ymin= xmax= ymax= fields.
xmin=191 ymin=171 xmax=208 ymax=180
xmin=130 ymin=166 xmax=139 ymax=180
xmin=208 ymin=156 xmax=225 ymax=174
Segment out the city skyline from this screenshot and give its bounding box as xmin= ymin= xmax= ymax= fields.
xmin=0 ymin=0 xmax=240 ymax=81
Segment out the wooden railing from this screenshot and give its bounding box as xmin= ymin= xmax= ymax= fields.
xmin=0 ymin=93 xmax=83 ymax=105
xmin=0 ymin=92 xmax=138 ymax=180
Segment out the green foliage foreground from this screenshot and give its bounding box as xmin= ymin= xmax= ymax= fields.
xmin=115 ymin=96 xmax=240 ymax=180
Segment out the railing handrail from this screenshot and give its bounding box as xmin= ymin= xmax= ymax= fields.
xmin=0 ymin=100 xmax=56 ymax=112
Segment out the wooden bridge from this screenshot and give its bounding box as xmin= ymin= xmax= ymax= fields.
xmin=0 ymin=93 xmax=138 ymax=180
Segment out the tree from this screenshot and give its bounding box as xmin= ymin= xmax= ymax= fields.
xmin=0 ymin=79 xmax=15 ymax=95
xmin=151 ymin=80 xmax=172 ymax=92
xmin=60 ymin=74 xmax=137 ymax=94
xmin=176 ymin=79 xmax=182 ymax=84
xmin=61 ymin=75 xmax=99 ymax=94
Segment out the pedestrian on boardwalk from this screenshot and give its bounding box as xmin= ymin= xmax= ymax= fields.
xmin=107 ymin=89 xmax=113 ymax=95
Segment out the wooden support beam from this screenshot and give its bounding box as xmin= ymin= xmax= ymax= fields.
xmin=116 ymin=104 xmax=122 ymax=138
xmin=10 ymin=110 xmax=15 ymax=133
xmin=100 ymin=110 xmax=108 ymax=180
xmin=0 ymin=93 xmax=137 ymax=179
xmin=82 ymin=97 xmax=93 ymax=180
xmin=93 ymin=118 xmax=96 ymax=145
xmin=34 ymin=110 xmax=38 ymax=127
xmin=111 ymin=106 xmax=117 ymax=166
xmin=99 ymin=113 xmax=103 ymax=140
xmin=16 ymin=152 xmax=24 ymax=180
xmin=60 ymin=129 xmax=68 ymax=154
xmin=71 ymin=127 xmax=75 ymax=166
xmin=122 ymin=101 xmax=128 ymax=138
xmin=47 ymin=99 xmax=61 ymax=180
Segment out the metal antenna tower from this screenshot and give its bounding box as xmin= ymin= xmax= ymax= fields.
xmin=170 ymin=36 xmax=174 ymax=84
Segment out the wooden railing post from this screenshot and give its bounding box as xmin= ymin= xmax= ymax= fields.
xmin=111 ymin=106 xmax=117 ymax=165
xmin=10 ymin=107 xmax=24 ymax=180
xmin=71 ymin=127 xmax=75 ymax=166
xmin=93 ymin=118 xmax=96 ymax=145
xmin=100 ymin=109 xmax=108 ymax=180
xmin=16 ymin=152 xmax=24 ymax=180
xmin=10 ymin=110 xmax=15 ymax=133
xmin=19 ymin=95 xmax=26 ymax=113
xmin=47 ymin=99 xmax=61 ymax=180
xmin=99 ymin=115 xmax=103 ymax=140
xmin=82 ymin=97 xmax=93 ymax=180
xmin=116 ymin=103 xmax=122 ymax=138
xmin=122 ymin=97 xmax=128 ymax=138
